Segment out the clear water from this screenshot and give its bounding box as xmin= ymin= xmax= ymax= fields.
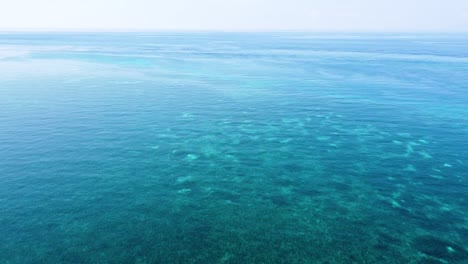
xmin=0 ymin=33 xmax=467 ymax=263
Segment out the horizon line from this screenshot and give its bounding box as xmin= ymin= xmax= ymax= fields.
xmin=1 ymin=29 xmax=468 ymax=34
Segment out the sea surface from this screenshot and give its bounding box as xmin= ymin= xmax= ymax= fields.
xmin=0 ymin=33 xmax=467 ymax=263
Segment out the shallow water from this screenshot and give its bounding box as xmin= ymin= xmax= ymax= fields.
xmin=0 ymin=33 xmax=467 ymax=263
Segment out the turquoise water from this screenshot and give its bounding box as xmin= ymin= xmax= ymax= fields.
xmin=0 ymin=33 xmax=467 ymax=263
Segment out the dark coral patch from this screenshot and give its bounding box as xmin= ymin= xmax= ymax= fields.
xmin=412 ymin=235 xmax=468 ymax=261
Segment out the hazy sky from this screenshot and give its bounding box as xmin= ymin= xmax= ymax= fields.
xmin=1 ymin=0 xmax=468 ymax=32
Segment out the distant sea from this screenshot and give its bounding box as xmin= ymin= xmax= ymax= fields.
xmin=0 ymin=33 xmax=467 ymax=263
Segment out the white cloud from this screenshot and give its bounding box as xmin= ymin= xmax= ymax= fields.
xmin=0 ymin=0 xmax=467 ymax=31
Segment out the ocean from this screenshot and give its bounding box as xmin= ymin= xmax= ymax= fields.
xmin=0 ymin=32 xmax=467 ymax=263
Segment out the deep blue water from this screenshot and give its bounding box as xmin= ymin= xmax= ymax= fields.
xmin=0 ymin=33 xmax=467 ymax=263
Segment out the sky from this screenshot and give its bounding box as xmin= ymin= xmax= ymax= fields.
xmin=1 ymin=0 xmax=468 ymax=32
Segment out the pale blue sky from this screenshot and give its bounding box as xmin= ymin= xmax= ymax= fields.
xmin=1 ymin=0 xmax=468 ymax=32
